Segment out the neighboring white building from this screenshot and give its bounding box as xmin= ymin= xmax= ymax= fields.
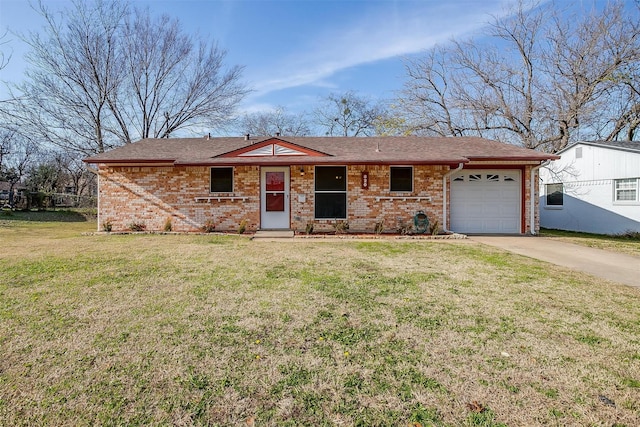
xmin=539 ymin=141 xmax=640 ymax=235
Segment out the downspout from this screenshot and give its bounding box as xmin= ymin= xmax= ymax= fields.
xmin=529 ymin=160 xmax=550 ymax=235
xmin=442 ymin=162 xmax=464 ymax=232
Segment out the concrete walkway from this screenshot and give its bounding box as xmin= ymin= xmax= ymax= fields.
xmin=251 ymin=230 xmax=295 ymax=240
xmin=470 ymin=236 xmax=640 ymax=289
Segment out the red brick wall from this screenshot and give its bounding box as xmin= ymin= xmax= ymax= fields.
xmin=290 ymin=165 xmax=446 ymax=233
xmin=98 ymin=165 xmax=260 ymax=232
xmin=97 ymin=164 xmax=537 ymax=233
xmin=523 ymin=165 xmax=541 ymax=234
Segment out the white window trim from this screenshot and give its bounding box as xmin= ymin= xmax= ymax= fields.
xmin=390 ymin=165 xmax=413 ymax=193
xmin=613 ymin=177 xmax=639 ymax=205
xmin=210 ymin=166 xmax=234 ymax=193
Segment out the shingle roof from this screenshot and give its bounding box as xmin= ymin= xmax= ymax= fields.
xmin=561 ymin=140 xmax=640 ymax=154
xmin=84 ymin=136 xmax=558 ymax=165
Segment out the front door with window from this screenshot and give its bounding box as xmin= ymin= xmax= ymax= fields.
xmin=260 ymin=167 xmax=290 ymax=229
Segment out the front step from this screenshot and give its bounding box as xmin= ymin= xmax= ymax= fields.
xmin=252 ymin=230 xmax=295 ymax=239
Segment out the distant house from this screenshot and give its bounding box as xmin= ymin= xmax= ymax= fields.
xmin=539 ymin=141 xmax=640 ymax=235
xmin=84 ymin=136 xmax=557 ymax=234
xmin=0 ymin=181 xmax=26 ymax=208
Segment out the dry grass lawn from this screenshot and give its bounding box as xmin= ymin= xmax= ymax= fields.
xmin=1 ymin=211 xmax=639 ymax=426
xmin=539 ymin=228 xmax=640 ymax=257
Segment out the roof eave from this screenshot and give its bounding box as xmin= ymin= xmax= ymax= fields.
xmin=466 ymin=155 xmax=559 ymax=162
xmin=174 ymin=158 xmax=471 ymax=167
xmin=84 ymin=158 xmax=176 ymax=165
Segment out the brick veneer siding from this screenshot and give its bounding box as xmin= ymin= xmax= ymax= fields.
xmin=97 ymin=163 xmax=537 ymax=233
xmin=524 ymin=165 xmax=541 ymax=234
xmin=290 ymin=165 xmax=446 ymax=233
xmin=98 ymin=165 xmax=260 ymax=232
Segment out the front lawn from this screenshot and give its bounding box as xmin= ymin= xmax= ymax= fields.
xmin=1 ymin=217 xmax=639 ymax=426
xmin=539 ymin=228 xmax=640 ymax=257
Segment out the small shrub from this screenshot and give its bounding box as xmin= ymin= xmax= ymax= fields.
xmin=163 ymin=217 xmax=173 ymax=232
xmin=201 ymin=219 xmax=216 ymax=233
xmin=305 ymin=222 xmax=314 ymax=235
xmin=374 ymin=220 xmax=384 ymax=235
xmin=238 ymin=219 xmax=247 ymax=234
xmin=128 ymin=222 xmax=146 ymax=232
xmin=618 ymin=230 xmax=640 ymax=240
xmin=397 ymin=219 xmax=412 ymax=235
xmin=102 ymin=219 xmax=113 ymax=232
xmin=430 ymin=219 xmax=440 ymax=235
xmin=333 ymin=220 xmax=349 ymax=234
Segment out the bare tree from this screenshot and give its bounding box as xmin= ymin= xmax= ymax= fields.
xmin=0 ymin=127 xmax=17 ymax=173
xmin=239 ymin=106 xmax=311 ymax=136
xmin=542 ymin=1 xmax=640 ymax=150
xmin=0 ymin=29 xmax=11 ymax=71
xmin=0 ymin=129 xmax=39 ymax=208
xmin=113 ymin=8 xmax=248 ymax=141
xmin=314 ymin=91 xmax=388 ymax=136
xmin=4 ymin=0 xmax=247 ymax=155
xmin=401 ymin=45 xmax=472 ymax=137
xmin=55 ymin=152 xmax=96 ymax=198
xmin=399 ymin=1 xmax=640 ymax=151
xmin=598 ymin=65 xmax=640 ymax=141
xmin=8 ymin=0 xmax=127 ymax=155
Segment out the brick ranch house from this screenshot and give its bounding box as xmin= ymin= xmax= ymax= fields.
xmin=83 ymin=136 xmax=558 ymax=234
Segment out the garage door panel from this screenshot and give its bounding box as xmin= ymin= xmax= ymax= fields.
xmin=451 ymin=169 xmax=521 ymax=234
xmin=483 ymin=205 xmax=502 ymax=216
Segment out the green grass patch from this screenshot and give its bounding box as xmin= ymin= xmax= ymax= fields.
xmin=0 ymin=208 xmax=94 ymax=222
xmin=1 ymin=220 xmax=639 ymax=426
xmin=540 ymin=228 xmax=640 ymax=256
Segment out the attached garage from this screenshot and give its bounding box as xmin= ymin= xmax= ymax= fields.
xmin=450 ymin=169 xmax=521 ymax=234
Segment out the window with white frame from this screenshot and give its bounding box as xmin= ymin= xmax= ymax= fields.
xmin=546 ymin=183 xmax=564 ymax=206
xmin=210 ymin=167 xmax=234 ymax=192
xmin=390 ymin=166 xmax=413 ymax=192
xmin=315 ymin=166 xmax=347 ymax=219
xmin=614 ymin=178 xmax=638 ymax=202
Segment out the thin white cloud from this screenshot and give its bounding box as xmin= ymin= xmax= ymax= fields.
xmin=249 ymin=0 xmax=519 ymax=97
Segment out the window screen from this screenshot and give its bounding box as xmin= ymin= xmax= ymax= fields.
xmin=315 ymin=166 xmax=347 ymax=219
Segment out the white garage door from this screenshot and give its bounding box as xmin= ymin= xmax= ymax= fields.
xmin=450 ymin=170 xmax=521 ymax=234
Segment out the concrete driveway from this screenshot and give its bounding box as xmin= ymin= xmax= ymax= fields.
xmin=470 ymin=236 xmax=640 ymax=289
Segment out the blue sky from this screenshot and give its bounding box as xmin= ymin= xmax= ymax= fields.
xmin=0 ymin=0 xmax=525 ymax=115
xmin=0 ymin=0 xmax=612 ymax=120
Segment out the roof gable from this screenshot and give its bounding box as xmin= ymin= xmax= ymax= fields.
xmin=219 ymin=138 xmax=329 ymax=158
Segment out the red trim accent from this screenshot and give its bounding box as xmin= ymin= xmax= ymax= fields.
xmin=467 ymin=155 xmax=559 ymax=161
xmin=219 ymin=138 xmax=329 ymax=158
xmin=259 ymin=166 xmax=292 ymax=230
xmin=83 ymin=159 xmax=175 ymax=164
xmin=175 ymin=160 xmax=469 ymax=167
xmin=453 ymin=166 xmax=527 ymax=234
xmin=462 ymin=164 xmax=534 ymax=170
xmin=520 ymin=166 xmax=526 ymax=233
